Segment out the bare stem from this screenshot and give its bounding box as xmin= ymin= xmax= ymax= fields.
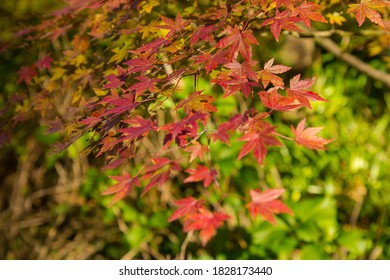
xmin=179 ymin=231 xmax=193 ymax=260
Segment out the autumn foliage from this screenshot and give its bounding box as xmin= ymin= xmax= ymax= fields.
xmin=2 ymin=0 xmax=389 ymax=246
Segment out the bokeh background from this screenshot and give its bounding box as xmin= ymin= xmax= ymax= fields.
xmin=1 ymin=0 xmax=390 ymax=259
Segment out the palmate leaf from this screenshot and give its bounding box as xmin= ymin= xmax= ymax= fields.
xmin=237 ymin=121 xmax=282 ymax=165
xmin=348 ymin=0 xmax=387 ymax=27
xmin=158 ymin=13 xmax=190 ymax=38
xmin=160 ymin=113 xmax=206 ymax=149
xmin=103 ymin=66 xmax=127 ymax=89
xmin=130 ymin=38 xmax=171 ymax=54
xmin=246 ymin=188 xmax=293 ymax=224
xmin=184 ymin=140 xmax=209 ymax=162
xmin=275 ymin=0 xmax=298 ymax=10
xmin=291 ymin=118 xmax=334 ymax=150
xmin=259 ymin=87 xmax=300 ymax=111
xmin=286 ymin=74 xmax=327 ymax=108
xmin=17 ymin=65 xmax=37 ymax=85
xmin=141 ymin=157 xmax=181 ymax=195
xmin=176 ymin=91 xmax=217 ymax=114
xmin=119 ymin=115 xmax=157 ymax=142
xmin=184 ymin=164 xmax=217 ymax=187
xmin=193 ymin=50 xmax=228 ymax=74
xmin=224 ymin=59 xmax=258 ymax=82
xmin=183 ymin=208 xmax=230 ymax=246
xmin=102 ymin=174 xmax=141 ymax=207
xmin=212 ymin=73 xmax=259 ymax=98
xmin=168 ymin=196 xmax=205 ymax=222
xmin=35 ymin=54 xmax=53 ymax=70
xmin=100 ymin=93 xmax=139 ymax=117
xmin=211 ymin=113 xmax=247 ymax=144
xmin=215 ymin=25 xmax=259 ymax=61
xmin=123 ymin=53 xmax=156 ymax=74
xmin=261 ymin=10 xmax=301 ymax=41
xmin=293 ymin=2 xmax=327 ymax=28
xmin=258 ymin=58 xmax=291 ymax=88
xmin=127 ymin=75 xmax=160 ymax=95
xmin=190 ymin=24 xmax=216 ymax=44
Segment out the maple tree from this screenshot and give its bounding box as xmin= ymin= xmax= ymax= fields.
xmin=1 ymin=0 xmax=389 ymax=249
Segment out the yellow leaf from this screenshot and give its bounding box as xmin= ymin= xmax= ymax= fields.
xmin=326 ymin=12 xmax=346 ymax=25
xmin=74 ymin=54 xmax=87 ymax=67
xmin=72 ymin=88 xmax=82 ymax=104
xmin=108 ymin=44 xmax=129 ymax=64
xmin=140 ymin=0 xmax=159 ymax=14
xmin=50 ymin=67 xmax=67 ymax=81
xmin=93 ymin=88 xmax=108 ymax=96
xmin=165 ymin=40 xmax=183 ymax=53
xmin=141 ymin=20 xmax=160 ymax=39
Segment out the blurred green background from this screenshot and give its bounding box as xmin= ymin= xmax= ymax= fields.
xmin=1 ymin=0 xmax=389 ymax=259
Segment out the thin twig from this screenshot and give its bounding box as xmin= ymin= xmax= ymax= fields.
xmin=179 ymin=230 xmax=193 ymax=260
xmin=314 ymin=37 xmax=390 ymax=88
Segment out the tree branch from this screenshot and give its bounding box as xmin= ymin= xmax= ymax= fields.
xmin=314 ymin=36 xmax=390 ymax=88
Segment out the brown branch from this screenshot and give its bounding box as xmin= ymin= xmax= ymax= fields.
xmin=179 ymin=230 xmax=193 ymax=260
xmin=314 ymin=37 xmax=390 ymax=88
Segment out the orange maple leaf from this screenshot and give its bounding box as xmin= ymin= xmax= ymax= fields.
xmin=215 ymin=25 xmax=259 ymax=61
xmin=183 ymin=208 xmax=230 ymax=246
xmin=246 ymin=188 xmax=293 ymax=225
xmin=291 ymin=118 xmax=333 ymax=150
xmin=348 ymin=0 xmax=386 ymax=27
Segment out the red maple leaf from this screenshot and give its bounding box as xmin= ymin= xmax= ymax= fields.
xmin=96 ymin=133 xmax=120 ymax=157
xmin=190 ymin=24 xmax=216 ymax=44
xmin=143 ymin=157 xmax=172 ymax=174
xmin=184 ymin=140 xmax=209 ymax=162
xmin=101 ymin=93 xmax=139 ymax=117
xmin=103 ymin=66 xmax=127 ymax=89
xmin=258 ymin=58 xmax=291 ymax=88
xmin=17 ymin=65 xmax=37 ymax=84
xmin=101 ymin=174 xmax=141 ymax=207
xmin=247 ymin=188 xmax=293 ymax=224
xmin=348 ymin=0 xmax=386 ymax=27
xmin=158 ymin=13 xmax=189 ymax=37
xmin=141 ymin=157 xmax=181 ymax=195
xmin=161 ymin=68 xmax=188 ymax=89
xmin=261 ymin=10 xmax=301 ymax=41
xmin=184 ymin=164 xmax=217 ymax=187
xmin=206 ymin=4 xmax=230 ymax=20
xmin=102 ymin=157 xmax=127 ymax=171
xmin=224 ymin=60 xmax=258 ymax=81
xmin=119 ymin=115 xmax=157 ymax=142
xmin=238 ymin=121 xmax=282 ymax=165
xmin=142 ymin=170 xmax=170 ymax=196
xmin=211 ymin=113 xmax=247 ymax=144
xmin=184 ymin=208 xmax=230 ymax=246
xmin=259 ymin=87 xmax=300 ymax=111
xmin=103 ymin=74 xmax=123 ymax=89
xmin=124 ymin=53 xmax=156 ymax=74
xmin=275 ymin=0 xmax=297 ymax=10
xmin=176 ymin=91 xmax=217 ymax=114
xmin=215 ymin=25 xmax=259 ymax=61
xmin=193 ymin=50 xmax=228 ymax=74
xmin=168 ymin=196 xmax=205 ymax=222
xmin=131 ymin=38 xmax=171 ymax=54
xmin=212 ymin=73 xmax=259 ymax=98
xmin=127 ymin=75 xmax=160 ymax=95
xmin=286 ymin=74 xmax=327 ymax=108
xmin=35 ymin=54 xmax=53 ymax=70
xmin=293 ymin=2 xmax=327 ymax=28
xmin=160 ymin=113 xmax=205 ymax=149
xmin=291 ymin=118 xmax=334 ymax=150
